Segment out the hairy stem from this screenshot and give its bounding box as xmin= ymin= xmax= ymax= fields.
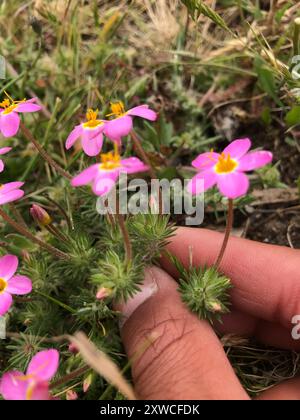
xmin=50 ymin=366 xmax=90 ymax=390
xmin=20 ymin=121 xmax=72 ymax=180
xmin=8 ymin=202 xmax=27 ymax=228
xmin=0 ymin=208 xmax=70 ymax=260
xmin=130 ymin=130 xmax=163 ymax=213
xmin=214 ymin=199 xmax=234 ymax=270
xmin=115 ymin=200 xmax=132 ymax=265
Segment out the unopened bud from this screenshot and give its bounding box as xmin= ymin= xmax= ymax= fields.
xmin=68 ymin=343 xmax=78 ymax=354
xmin=30 ymin=204 xmax=52 ymax=226
xmin=66 ymin=390 xmax=78 ymax=400
xmin=83 ymin=373 xmax=93 ymax=393
xmin=96 ymin=287 xmax=111 ymax=300
xmin=209 ymin=301 xmax=222 ymax=312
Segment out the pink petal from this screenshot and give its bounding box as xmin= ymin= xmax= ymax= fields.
xmin=0 ymin=147 xmax=12 ymax=155
xmin=127 ymin=105 xmax=157 ymax=121
xmin=0 ymin=371 xmax=28 ymax=400
xmin=29 ymin=381 xmax=51 ymax=400
xmin=82 ymin=129 xmax=103 ymax=156
xmin=65 ymin=125 xmax=82 ymax=149
xmin=120 ymin=157 xmax=149 ymax=174
xmin=0 ymin=159 xmax=4 ymax=173
xmin=0 ymin=181 xmax=24 ymax=193
xmin=0 ymin=292 xmax=13 ymax=316
xmin=223 ymin=138 xmax=251 ymax=159
xmin=0 ymin=254 xmax=18 ymax=280
xmin=238 ymin=151 xmax=273 ymax=171
xmin=0 ymin=112 xmax=20 ymax=137
xmin=92 ymin=171 xmax=119 ymax=196
xmin=104 ymin=115 xmax=133 ymax=140
xmin=6 ymin=275 xmax=32 ymax=295
xmin=191 ymin=152 xmax=220 ymax=170
xmin=0 ymin=189 xmax=24 ymax=205
xmin=217 ymin=171 xmax=249 ymax=199
xmin=187 ymin=169 xmax=217 ymax=195
xmin=27 ymin=349 xmax=59 ymax=381
xmin=71 ymin=164 xmax=99 ymax=187
xmin=15 ymin=99 xmax=41 ymax=113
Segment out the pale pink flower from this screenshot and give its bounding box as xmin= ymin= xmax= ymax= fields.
xmin=0 ymin=254 xmax=32 ymax=316
xmin=187 ymin=138 xmax=273 ymax=199
xmin=65 ymin=109 xmax=106 ymax=156
xmin=0 ymin=181 xmax=24 ymax=205
xmin=0 ymin=96 xmax=41 ymax=138
xmin=0 ymin=349 xmax=59 ymax=400
xmin=0 ymin=147 xmax=12 ymax=172
xmin=104 ymin=101 xmax=157 ymax=143
xmin=71 ymin=151 xmax=148 ymax=196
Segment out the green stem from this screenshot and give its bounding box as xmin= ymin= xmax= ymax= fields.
xmin=35 ymin=290 xmax=76 ymax=314
xmin=20 ymin=122 xmax=72 ymax=180
xmin=214 ymin=199 xmax=234 ymax=270
xmin=0 ymin=208 xmax=70 ymax=260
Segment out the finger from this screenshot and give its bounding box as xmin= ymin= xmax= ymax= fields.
xmin=216 ymin=310 xmax=300 ymax=350
xmin=256 ymin=377 xmax=300 ymax=400
xmin=162 ymin=227 xmax=300 ymax=330
xmin=115 ymin=266 xmax=249 ymax=400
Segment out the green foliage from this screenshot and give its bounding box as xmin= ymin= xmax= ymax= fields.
xmin=169 ymin=253 xmax=232 ymax=323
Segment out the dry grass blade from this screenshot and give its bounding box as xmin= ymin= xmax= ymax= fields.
xmin=68 ymin=332 xmax=137 ymax=400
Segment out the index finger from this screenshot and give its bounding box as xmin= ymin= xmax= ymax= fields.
xmin=161 ymin=227 xmax=300 ymax=329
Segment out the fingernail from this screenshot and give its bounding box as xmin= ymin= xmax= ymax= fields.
xmin=115 ymin=267 xmax=158 ymax=328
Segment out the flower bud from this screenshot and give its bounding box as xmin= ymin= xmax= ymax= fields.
xmin=83 ymin=373 xmax=93 ymax=393
xmin=96 ymin=287 xmax=111 ymax=300
xmin=66 ymin=390 xmax=78 ymax=400
xmin=30 ymin=204 xmax=52 ymax=226
xmin=68 ymin=343 xmax=78 ymax=354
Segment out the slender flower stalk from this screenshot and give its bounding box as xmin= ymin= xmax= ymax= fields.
xmin=130 ymin=130 xmax=163 ymax=213
xmin=9 ymin=203 xmax=27 ymax=228
xmin=20 ymin=122 xmax=72 ymax=180
xmin=115 ymin=197 xmax=132 ymax=265
xmin=0 ymin=208 xmax=70 ymax=260
xmin=214 ymin=199 xmax=234 ymax=269
xmin=130 ymin=130 xmax=156 ymax=179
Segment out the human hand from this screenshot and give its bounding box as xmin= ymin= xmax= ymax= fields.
xmin=116 ymin=227 xmax=300 ymax=400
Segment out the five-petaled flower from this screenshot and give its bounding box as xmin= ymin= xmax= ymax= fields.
xmin=0 ymin=181 xmax=24 ymax=205
xmin=0 ymin=349 xmax=59 ymax=400
xmin=71 ymin=151 xmax=148 ymax=196
xmin=0 ymin=94 xmax=41 ymax=138
xmin=0 ymin=147 xmax=12 ymax=173
xmin=104 ymin=101 xmax=157 ymax=144
xmin=0 ymin=254 xmax=32 ymax=316
xmin=187 ymin=138 xmax=273 ymax=199
xmin=65 ymin=109 xmax=106 ymax=156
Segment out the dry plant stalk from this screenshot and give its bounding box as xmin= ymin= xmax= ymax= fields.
xmin=68 ymin=332 xmax=137 ymax=400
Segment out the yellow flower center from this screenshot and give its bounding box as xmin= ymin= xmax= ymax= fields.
xmin=0 ymin=92 xmax=26 ymax=114
xmin=0 ymin=277 xmax=7 ymax=294
xmin=82 ymin=109 xmax=103 ymax=129
xmin=99 ymin=150 xmax=121 ymax=171
xmin=215 ymin=153 xmax=238 ymax=174
xmin=106 ymin=101 xmax=126 ymax=118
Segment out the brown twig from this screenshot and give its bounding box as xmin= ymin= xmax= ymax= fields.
xmin=214 ymin=199 xmax=234 ymax=269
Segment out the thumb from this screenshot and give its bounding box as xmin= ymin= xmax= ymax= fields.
xmin=115 ymin=266 xmax=249 ymax=400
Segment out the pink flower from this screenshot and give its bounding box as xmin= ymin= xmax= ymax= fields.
xmin=0 ymin=181 xmax=25 ymax=205
xmin=0 ymin=147 xmax=12 ymax=173
xmin=104 ymin=101 xmax=157 ymax=143
xmin=0 ymin=254 xmax=32 ymax=316
xmin=187 ymin=138 xmax=273 ymax=199
xmin=65 ymin=109 xmax=106 ymax=156
xmin=0 ymin=349 xmax=59 ymax=400
xmin=0 ymin=95 xmax=41 ymax=138
xmin=71 ymin=151 xmax=148 ymax=196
